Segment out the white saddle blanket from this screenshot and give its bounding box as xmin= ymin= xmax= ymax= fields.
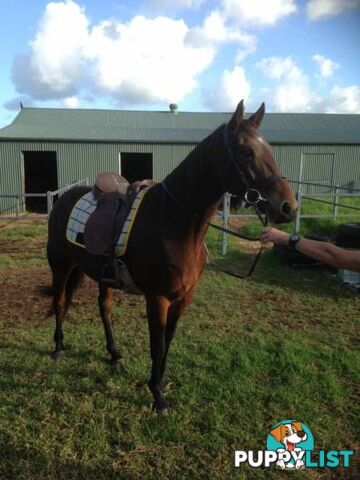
xmin=66 ymin=187 xmax=149 ymax=257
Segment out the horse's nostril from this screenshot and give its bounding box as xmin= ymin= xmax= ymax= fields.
xmin=281 ymin=201 xmax=292 ymax=216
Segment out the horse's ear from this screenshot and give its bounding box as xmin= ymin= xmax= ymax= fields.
xmin=248 ymin=102 xmax=265 ymax=129
xmin=228 ymin=100 xmax=245 ymax=130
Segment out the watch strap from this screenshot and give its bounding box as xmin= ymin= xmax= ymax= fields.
xmin=288 ymin=234 xmax=301 ymax=250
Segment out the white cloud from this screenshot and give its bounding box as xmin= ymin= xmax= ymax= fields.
xmin=63 ymin=96 xmax=81 ymax=108
xmin=12 ymin=1 xmax=88 ymax=99
xmin=257 ymin=55 xmax=360 ymax=113
xmin=188 ymin=10 xmax=245 ymax=44
xmin=87 ymin=16 xmax=214 ymax=103
xmin=306 ymin=0 xmax=360 ymax=20
xmin=326 ymin=85 xmax=360 ymax=112
xmin=256 ymin=56 xmax=304 ymax=81
xmin=11 ymin=1 xmax=215 ymax=105
xmin=186 ymin=10 xmax=257 ymax=60
xmin=313 ymin=54 xmax=339 ymax=77
xmin=205 ymin=66 xmax=251 ymax=111
xmin=256 ymin=56 xmax=317 ymax=112
xmin=30 ymin=1 xmax=88 ymax=92
xmin=221 ymin=0 xmax=297 ymax=26
xmin=273 ymin=82 xmax=317 ymax=112
xmin=147 ymin=0 xmax=204 ymax=10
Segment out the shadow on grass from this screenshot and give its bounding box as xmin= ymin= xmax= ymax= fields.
xmin=0 ymin=435 xmax=124 ymax=480
xmin=0 ymin=336 xmax=149 ymax=398
xmin=206 ymin=248 xmax=355 ymax=299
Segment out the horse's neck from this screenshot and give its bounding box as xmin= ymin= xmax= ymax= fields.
xmin=164 ymin=134 xmax=227 ymax=221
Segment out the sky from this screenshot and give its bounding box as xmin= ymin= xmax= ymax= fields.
xmin=0 ymin=0 xmax=359 ymax=127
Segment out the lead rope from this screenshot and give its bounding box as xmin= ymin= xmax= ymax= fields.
xmin=160 ymin=122 xmax=282 ymax=278
xmin=161 ymin=181 xmax=268 ymax=278
xmin=219 ymin=202 xmax=268 ymax=279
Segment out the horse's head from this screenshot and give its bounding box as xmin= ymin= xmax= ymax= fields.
xmin=225 ymin=100 xmax=297 ymax=223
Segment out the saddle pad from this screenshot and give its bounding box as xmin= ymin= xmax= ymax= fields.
xmin=66 ymin=187 xmax=149 ymax=257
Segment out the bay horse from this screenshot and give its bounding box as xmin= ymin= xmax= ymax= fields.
xmin=47 ymin=101 xmax=297 ymax=412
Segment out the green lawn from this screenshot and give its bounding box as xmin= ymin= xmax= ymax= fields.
xmin=0 ymin=221 xmax=358 ymax=479
xmin=233 ymin=194 xmax=360 ymax=239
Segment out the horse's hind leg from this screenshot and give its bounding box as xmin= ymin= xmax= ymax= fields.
xmin=51 ymin=262 xmax=74 ymax=358
xmin=98 ymin=284 xmax=122 ymax=363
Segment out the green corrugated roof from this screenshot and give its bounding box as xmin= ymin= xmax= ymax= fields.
xmin=0 ymin=107 xmax=359 ymax=144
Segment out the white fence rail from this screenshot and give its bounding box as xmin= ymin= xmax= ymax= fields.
xmin=294 ymin=191 xmax=360 ymax=232
xmin=0 ymin=178 xmax=89 ymax=220
xmin=220 ymin=189 xmax=360 ymax=255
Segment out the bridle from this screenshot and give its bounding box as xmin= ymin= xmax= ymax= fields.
xmin=161 ymin=123 xmax=287 ymax=277
xmin=222 ymin=123 xmax=286 ymax=225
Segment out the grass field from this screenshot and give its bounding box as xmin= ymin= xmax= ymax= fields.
xmin=0 ymin=220 xmax=359 ymax=479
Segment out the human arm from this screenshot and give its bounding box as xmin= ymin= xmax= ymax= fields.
xmin=260 ymin=227 xmax=360 ymax=272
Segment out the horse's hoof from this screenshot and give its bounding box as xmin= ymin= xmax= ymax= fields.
xmin=154 ymin=398 xmax=169 ymax=414
xmin=112 ymin=353 xmax=123 ymax=363
xmin=161 ymin=375 xmax=169 ymax=387
xmin=110 ymin=359 xmax=124 ymax=370
xmin=107 ymin=353 xmax=123 ymax=366
xmin=52 ymin=350 xmax=65 ymax=360
xmin=161 ymin=377 xmax=174 ymax=393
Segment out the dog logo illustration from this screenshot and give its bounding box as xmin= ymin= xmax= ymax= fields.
xmin=266 ymin=420 xmax=314 ymax=469
xmin=235 ymin=420 xmax=353 ymax=470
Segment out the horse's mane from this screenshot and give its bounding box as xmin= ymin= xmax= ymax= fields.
xmin=163 ymin=124 xmax=225 ymax=198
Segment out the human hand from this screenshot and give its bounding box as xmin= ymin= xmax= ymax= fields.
xmin=260 ymin=227 xmax=290 ymax=245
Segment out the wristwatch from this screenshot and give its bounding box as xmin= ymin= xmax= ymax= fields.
xmin=288 ymin=233 xmax=301 ymax=250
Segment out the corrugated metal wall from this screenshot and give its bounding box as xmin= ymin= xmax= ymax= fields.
xmin=0 ymin=140 xmax=196 ymax=213
xmin=274 ymin=144 xmax=360 ymax=194
xmin=1 ymin=139 xmax=359 ymax=213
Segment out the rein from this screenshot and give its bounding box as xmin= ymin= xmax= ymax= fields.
xmin=161 ymin=123 xmax=285 ymax=278
xmin=161 ymin=181 xmax=265 ymax=278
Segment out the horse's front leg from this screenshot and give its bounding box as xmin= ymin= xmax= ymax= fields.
xmin=98 ymin=284 xmax=122 ymax=363
xmin=146 ymin=294 xmax=170 ymax=413
xmin=160 ymin=286 xmax=195 ymax=387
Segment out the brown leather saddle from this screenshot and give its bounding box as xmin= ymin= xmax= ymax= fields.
xmin=84 ymin=171 xmax=155 ymax=256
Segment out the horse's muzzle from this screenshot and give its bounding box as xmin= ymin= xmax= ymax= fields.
xmin=270 ymin=200 xmax=298 ymax=223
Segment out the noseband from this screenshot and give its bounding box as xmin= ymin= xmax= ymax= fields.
xmin=223 ymin=124 xmax=285 ymax=212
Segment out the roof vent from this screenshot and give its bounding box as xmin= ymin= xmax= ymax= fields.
xmin=169 ymin=103 xmax=178 ymax=114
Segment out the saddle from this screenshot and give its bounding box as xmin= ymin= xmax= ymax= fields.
xmin=84 ymin=171 xmax=155 ymax=256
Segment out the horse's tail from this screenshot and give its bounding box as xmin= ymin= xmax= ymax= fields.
xmin=65 ymin=266 xmax=84 ymax=299
xmin=45 ymin=267 xmax=84 ymax=317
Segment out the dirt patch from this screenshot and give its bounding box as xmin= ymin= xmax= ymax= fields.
xmin=0 ymin=222 xmax=101 ymax=325
xmin=0 ymin=263 xmax=106 ymax=326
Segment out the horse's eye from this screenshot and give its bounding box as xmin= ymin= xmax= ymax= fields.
xmin=240 ymin=146 xmax=253 ymax=158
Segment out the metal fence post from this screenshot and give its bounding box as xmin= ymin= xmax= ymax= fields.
xmin=16 ymin=196 xmax=20 ymax=218
xmin=222 ymin=193 xmax=230 ymax=255
xmin=334 ymin=186 xmax=338 ymax=218
xmin=47 ymin=191 xmax=53 ymax=218
xmin=295 ymin=191 xmax=301 ymax=233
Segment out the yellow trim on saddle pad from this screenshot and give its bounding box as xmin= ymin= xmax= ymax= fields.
xmin=114 ymin=187 xmax=149 ymax=257
xmin=66 ymin=187 xmax=149 ymax=256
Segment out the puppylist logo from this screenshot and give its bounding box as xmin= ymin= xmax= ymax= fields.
xmin=235 ymin=420 xmax=354 ymax=471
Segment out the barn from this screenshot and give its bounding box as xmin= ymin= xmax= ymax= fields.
xmin=0 ymin=105 xmax=360 ymax=213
